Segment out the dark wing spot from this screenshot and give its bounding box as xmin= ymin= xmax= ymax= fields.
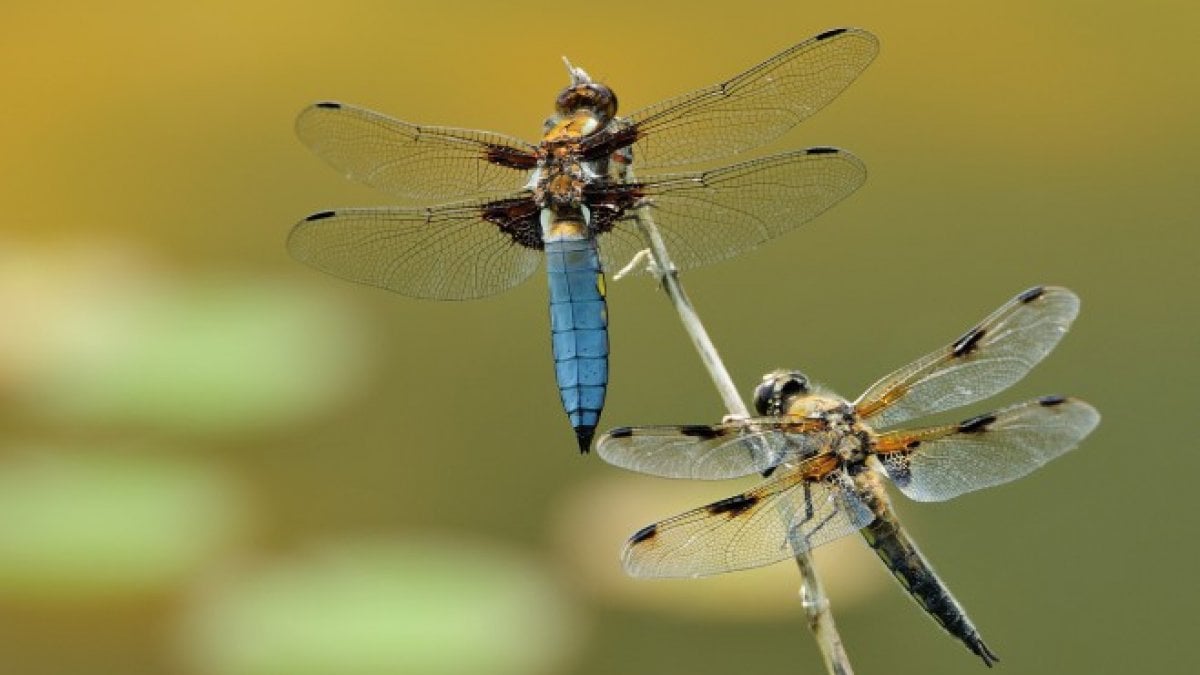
xmin=1038 ymin=395 xmax=1068 ymax=407
xmin=805 ymin=146 xmax=839 ymax=155
xmin=816 ymin=27 xmax=848 ymax=40
xmin=607 ymin=427 xmax=634 ymax=439
xmin=706 ymin=493 xmax=760 ymax=518
xmin=583 ymin=183 xmax=645 ymax=235
xmin=958 ymin=413 xmax=997 ymax=434
xmin=1018 ymin=286 xmax=1046 ymax=303
xmin=480 ymin=197 xmax=543 ymax=250
xmin=580 ymin=125 xmax=640 ymax=161
xmin=680 ymin=425 xmax=722 ymax=439
xmin=905 ymin=440 xmax=922 ymax=449
xmin=314 ymin=101 xmax=341 ymax=109
xmin=630 ymin=524 xmax=658 ymax=544
xmin=951 ymin=327 xmax=986 ymax=357
xmin=305 ymin=210 xmax=336 ymax=221
xmin=484 ymin=144 xmax=539 ymax=170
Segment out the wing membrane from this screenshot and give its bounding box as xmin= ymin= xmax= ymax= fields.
xmin=296 ymin=102 xmax=537 ymax=203
xmin=624 ymin=28 xmax=878 ymax=170
xmin=597 ymin=148 xmax=866 ymax=273
xmin=855 ymin=287 xmax=1081 ymax=429
xmin=287 ymin=201 xmax=542 ymax=300
xmin=622 ymin=463 xmax=873 ymax=578
xmin=597 ymin=418 xmax=825 ymax=480
xmin=874 ymin=397 xmax=1100 ymax=502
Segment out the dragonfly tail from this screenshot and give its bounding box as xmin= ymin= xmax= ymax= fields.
xmin=575 ymin=424 xmax=597 ymax=453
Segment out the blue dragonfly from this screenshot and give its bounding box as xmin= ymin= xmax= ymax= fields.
xmin=289 ymin=28 xmax=877 ymax=451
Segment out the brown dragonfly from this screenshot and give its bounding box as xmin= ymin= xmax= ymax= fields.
xmin=597 ymin=286 xmax=1100 ymax=666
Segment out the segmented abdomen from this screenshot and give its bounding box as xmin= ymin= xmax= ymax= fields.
xmin=857 ymin=482 xmax=999 ymax=666
xmin=545 ymin=237 xmax=608 ymax=450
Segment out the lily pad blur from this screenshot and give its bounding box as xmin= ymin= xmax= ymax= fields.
xmin=0 ymin=450 xmax=248 ymax=599
xmin=0 ymin=244 xmax=371 ymax=434
xmin=179 ymin=537 xmax=582 ymax=675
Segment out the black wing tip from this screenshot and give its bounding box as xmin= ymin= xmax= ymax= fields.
xmin=575 ymin=425 xmax=597 ymax=453
xmin=815 ymin=27 xmax=849 ymax=40
xmin=304 ymin=210 xmax=337 ymax=222
xmin=630 ymin=523 xmax=658 ymax=544
xmin=313 ymin=101 xmax=342 ymax=109
xmin=1017 ymin=285 xmax=1047 ymax=303
xmin=805 ymin=146 xmax=841 ymax=155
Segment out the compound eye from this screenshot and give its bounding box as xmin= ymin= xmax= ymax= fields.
xmin=752 ymin=371 xmax=808 ymax=415
xmin=778 ymin=373 xmax=809 ymax=402
xmin=595 ymin=85 xmax=617 ymax=119
xmin=752 ymin=379 xmax=776 ymax=416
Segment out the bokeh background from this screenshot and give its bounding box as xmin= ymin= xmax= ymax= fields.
xmin=1 ymin=2 xmax=1196 ymax=674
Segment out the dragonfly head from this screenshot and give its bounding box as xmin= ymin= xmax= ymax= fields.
xmin=554 ymin=82 xmax=618 ymax=127
xmin=753 ymin=370 xmax=811 ymax=416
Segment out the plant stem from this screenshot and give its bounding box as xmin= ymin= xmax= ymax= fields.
xmin=631 ymin=201 xmax=855 ymax=675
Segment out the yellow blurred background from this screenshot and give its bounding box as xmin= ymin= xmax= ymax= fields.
xmin=1 ymin=2 xmax=1196 ymax=674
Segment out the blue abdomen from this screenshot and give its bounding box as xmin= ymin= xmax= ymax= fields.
xmin=545 ymin=237 xmax=608 ymax=452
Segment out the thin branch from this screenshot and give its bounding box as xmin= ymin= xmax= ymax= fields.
xmin=630 ymin=197 xmax=855 ymax=675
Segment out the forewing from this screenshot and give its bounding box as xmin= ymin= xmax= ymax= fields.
xmin=874 ymin=396 xmax=1100 ymax=502
xmin=622 ymin=461 xmax=874 ymax=578
xmin=597 ymin=417 xmax=825 ymax=480
xmin=623 ymin=28 xmax=878 ymax=170
xmin=855 ymin=286 xmax=1081 ymax=429
xmin=596 ymin=148 xmax=866 ymax=273
xmin=287 ymin=199 xmax=542 ymax=300
xmin=296 ymin=102 xmax=538 ymax=203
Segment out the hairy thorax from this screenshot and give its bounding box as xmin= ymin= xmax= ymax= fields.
xmin=786 ymin=393 xmax=876 ymax=467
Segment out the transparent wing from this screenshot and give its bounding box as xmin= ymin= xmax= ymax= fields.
xmin=874 ymin=396 xmax=1100 ymax=502
xmin=597 ymin=418 xmax=825 ymax=480
xmin=596 ymin=148 xmax=866 ymax=273
xmin=855 ymin=286 xmax=1081 ymax=429
xmin=296 ymin=102 xmax=538 ymax=203
xmin=623 ymin=28 xmax=878 ymax=170
xmin=622 ymin=459 xmax=874 ymax=578
xmin=287 ymin=199 xmax=542 ymax=300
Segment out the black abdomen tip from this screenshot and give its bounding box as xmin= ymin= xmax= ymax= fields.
xmin=575 ymin=425 xmax=596 ymax=453
xmin=971 ymin=638 xmax=1000 ymax=667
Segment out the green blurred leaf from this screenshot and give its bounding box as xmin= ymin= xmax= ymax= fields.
xmin=179 ymin=538 xmax=581 ymax=675
xmin=0 ymin=450 xmax=248 ymax=598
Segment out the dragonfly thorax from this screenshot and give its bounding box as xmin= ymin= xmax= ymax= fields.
xmin=755 ymin=371 xmax=872 ymax=464
xmin=536 ymin=167 xmax=586 ymax=210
